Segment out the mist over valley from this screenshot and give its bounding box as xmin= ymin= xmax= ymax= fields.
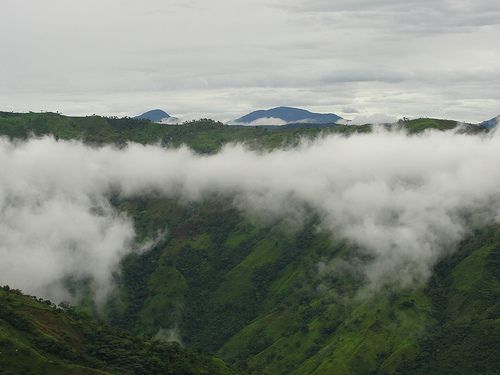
xmin=0 ymin=112 xmax=499 ymax=374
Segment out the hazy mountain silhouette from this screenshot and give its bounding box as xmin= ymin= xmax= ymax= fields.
xmin=134 ymin=109 xmax=171 ymax=123
xmin=480 ymin=114 xmax=500 ymax=129
xmin=233 ymin=106 xmax=342 ymax=124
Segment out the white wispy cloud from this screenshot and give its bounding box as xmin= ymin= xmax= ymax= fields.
xmin=1 ymin=128 xmax=500 ymax=302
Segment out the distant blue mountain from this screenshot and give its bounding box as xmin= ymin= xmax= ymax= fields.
xmin=480 ymin=114 xmax=500 ymax=129
xmin=233 ymin=106 xmax=342 ymax=124
xmin=134 ymin=109 xmax=171 ymax=123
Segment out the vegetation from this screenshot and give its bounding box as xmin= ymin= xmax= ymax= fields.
xmin=0 ymin=286 xmax=244 ymax=374
xmin=0 ymin=111 xmax=375 ymax=153
xmin=103 ymin=195 xmax=499 ymax=374
xmin=399 ymin=117 xmax=481 ymax=133
xmin=0 ymin=111 xmax=498 ymax=374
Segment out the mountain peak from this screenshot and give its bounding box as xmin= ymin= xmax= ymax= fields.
xmin=233 ymin=106 xmax=342 ymax=125
xmin=480 ymin=114 xmax=500 ymax=129
xmin=134 ymin=109 xmax=171 ymax=123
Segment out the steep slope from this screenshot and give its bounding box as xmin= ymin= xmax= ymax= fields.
xmin=0 ymin=286 xmax=243 ymax=374
xmin=395 ymin=227 xmax=500 ymax=374
xmin=102 ymin=196 xmax=500 ymax=375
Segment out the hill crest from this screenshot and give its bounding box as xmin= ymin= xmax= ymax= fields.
xmin=480 ymin=114 xmax=500 ymax=129
xmin=232 ymin=106 xmax=342 ymax=125
xmin=134 ymin=109 xmax=174 ymax=123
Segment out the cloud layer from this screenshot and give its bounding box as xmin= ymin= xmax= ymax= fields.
xmin=1 ymin=128 xmax=500 ymax=302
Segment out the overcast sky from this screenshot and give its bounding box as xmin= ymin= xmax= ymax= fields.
xmin=1 ymin=0 xmax=499 ymax=123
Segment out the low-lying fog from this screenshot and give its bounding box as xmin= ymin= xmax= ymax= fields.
xmin=1 ymin=126 xmax=499 ymax=302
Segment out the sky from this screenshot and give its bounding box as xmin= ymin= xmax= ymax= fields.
xmin=1 ymin=0 xmax=499 ymax=123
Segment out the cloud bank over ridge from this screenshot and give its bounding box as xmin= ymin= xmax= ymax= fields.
xmin=1 ymin=128 xmax=500 ymax=302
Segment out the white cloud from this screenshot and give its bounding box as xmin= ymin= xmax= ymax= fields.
xmin=2 ymin=128 xmax=500 ymax=301
xmin=338 ymin=114 xmax=398 ymax=125
xmin=0 ymin=139 xmax=134 ymax=303
xmin=229 ymin=117 xmax=288 ymax=126
xmin=342 ymin=107 xmax=360 ymax=114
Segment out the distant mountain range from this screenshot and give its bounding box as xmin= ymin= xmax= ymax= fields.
xmin=134 ymin=108 xmax=498 ymax=128
xmin=232 ymin=106 xmax=342 ymax=125
xmin=480 ymin=114 xmax=500 ymax=129
xmin=134 ymin=109 xmax=178 ymax=123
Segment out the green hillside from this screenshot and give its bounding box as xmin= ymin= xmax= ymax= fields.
xmin=0 ymin=111 xmax=376 ymax=153
xmin=0 ymin=111 xmax=483 ymax=154
xmin=101 ymin=196 xmax=500 ymax=375
xmin=0 ymin=111 xmax=497 ymax=374
xmin=0 ymin=287 xmax=243 ymax=374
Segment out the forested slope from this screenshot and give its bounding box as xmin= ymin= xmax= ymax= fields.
xmin=0 ymin=111 xmax=370 ymax=153
xmin=103 ymin=195 xmax=500 ymax=374
xmin=0 ymin=287 xmax=243 ymax=374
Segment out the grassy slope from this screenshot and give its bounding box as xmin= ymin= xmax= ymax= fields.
xmin=395 ymin=227 xmax=500 ymax=375
xmin=106 ymin=196 xmax=500 ymax=374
